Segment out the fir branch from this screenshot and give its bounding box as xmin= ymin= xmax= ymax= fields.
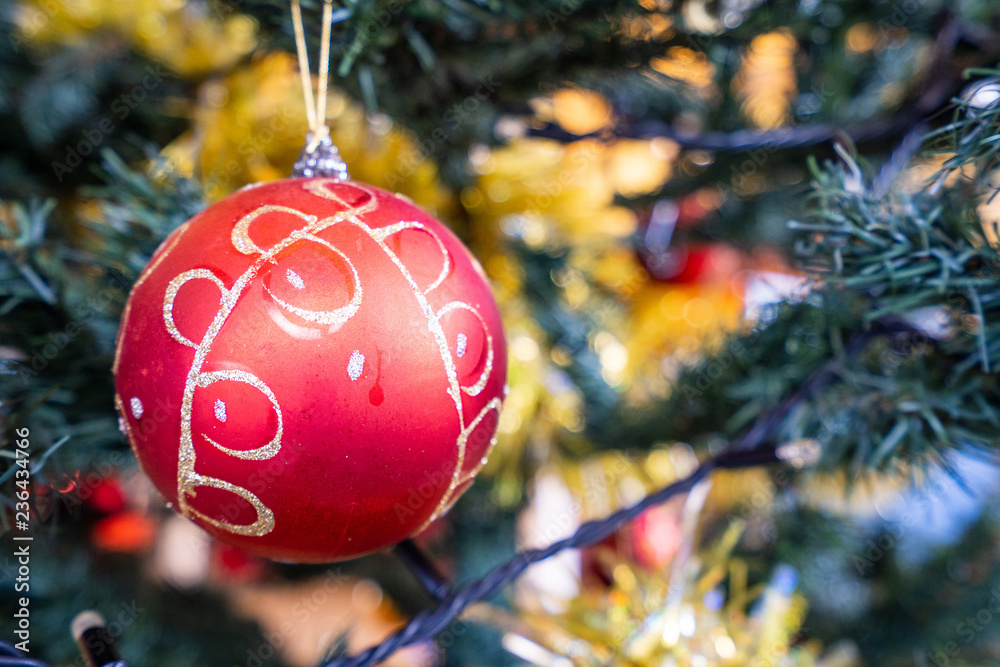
xmin=767 ymin=121 xmax=1000 ymax=469
xmin=0 ymin=149 xmax=203 ymax=513
xmin=613 ymin=114 xmax=1000 ymax=471
xmin=528 ymin=10 xmax=972 ymax=154
xmin=794 ymin=150 xmax=1000 ymax=372
xmin=0 ymin=199 xmax=59 ymax=307
xmin=80 ymin=148 xmax=205 ymax=280
xmin=924 ymin=70 xmax=1000 ymax=188
xmin=528 ymin=112 xmax=918 ymax=153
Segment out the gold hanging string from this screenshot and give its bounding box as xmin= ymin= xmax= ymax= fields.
xmin=316 ymin=0 xmax=334 ymax=136
xmin=290 ymin=0 xmax=336 ymax=142
xmin=289 ymin=0 xmax=349 ymax=180
xmin=290 ymin=0 xmax=317 ymax=133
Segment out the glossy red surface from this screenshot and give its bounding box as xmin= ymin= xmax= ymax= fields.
xmin=114 ymin=178 xmax=506 ymax=562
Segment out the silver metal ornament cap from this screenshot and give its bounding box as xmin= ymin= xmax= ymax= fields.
xmin=292 ymin=128 xmax=349 ymax=181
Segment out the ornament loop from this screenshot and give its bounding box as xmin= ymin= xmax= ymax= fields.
xmin=290 ymin=0 xmax=349 ymax=181
xmin=292 ymin=128 xmax=350 ymax=180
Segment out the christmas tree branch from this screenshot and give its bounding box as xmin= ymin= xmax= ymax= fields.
xmin=1 ymin=150 xmax=202 ymax=509
xmin=619 ymin=112 xmax=1000 ymax=475
xmin=795 ymin=145 xmax=1000 ymax=373
xmin=528 ymin=113 xmax=916 ymax=151
xmin=529 ymin=10 xmax=974 ymax=153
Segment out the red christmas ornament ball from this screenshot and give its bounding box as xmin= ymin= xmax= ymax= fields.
xmin=114 ymin=178 xmax=507 ymax=562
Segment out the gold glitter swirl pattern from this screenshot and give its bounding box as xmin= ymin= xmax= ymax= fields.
xmin=435 ymin=301 xmax=494 ymax=398
xmin=370 ymin=221 xmax=452 ymax=294
xmin=194 ymin=369 xmax=283 ymax=461
xmin=301 ymin=179 xmax=503 ymax=532
xmin=171 ymin=204 xmax=366 ymax=536
xmin=310 ymin=182 xmax=466 ymax=425
xmin=417 ymin=397 xmax=503 ymax=532
xmin=302 ymin=179 xmax=380 ymax=218
xmin=261 ymin=234 xmax=362 ymax=326
xmin=183 ymin=472 xmax=275 ymax=537
xmin=143 ymin=179 xmax=501 ymax=541
xmin=231 ymin=205 xmax=317 ymax=255
xmin=164 ymin=269 xmax=229 ymax=348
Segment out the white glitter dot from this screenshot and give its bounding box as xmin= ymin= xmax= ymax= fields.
xmin=286 ymin=268 xmax=305 ymax=289
xmin=130 ymin=397 xmax=144 ymax=419
xmin=214 ymin=399 xmax=227 ymax=422
xmin=456 ymin=333 xmax=468 ymax=358
xmin=347 ymin=350 xmax=365 ymax=381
